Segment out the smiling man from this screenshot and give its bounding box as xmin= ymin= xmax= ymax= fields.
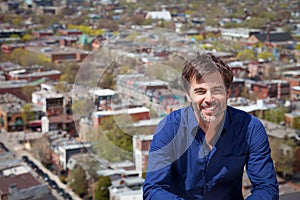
xmin=143 ymin=52 xmax=279 ymax=200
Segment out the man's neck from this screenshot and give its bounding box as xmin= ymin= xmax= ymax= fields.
xmin=199 ymin=114 xmax=225 ymax=149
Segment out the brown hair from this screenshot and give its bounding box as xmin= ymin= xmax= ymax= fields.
xmin=181 ymin=52 xmax=233 ymax=91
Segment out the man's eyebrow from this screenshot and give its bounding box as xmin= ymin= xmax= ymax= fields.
xmin=212 ymin=85 xmax=225 ymax=90
xmin=193 ymin=87 xmax=206 ymax=92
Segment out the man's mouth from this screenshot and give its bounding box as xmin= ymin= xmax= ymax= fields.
xmin=201 ymin=104 xmax=217 ymax=111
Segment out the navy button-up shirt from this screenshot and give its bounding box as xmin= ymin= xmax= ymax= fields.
xmin=143 ymin=105 xmax=279 ymax=200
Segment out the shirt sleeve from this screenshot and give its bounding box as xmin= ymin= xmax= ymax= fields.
xmin=143 ymin=118 xmax=186 ymax=200
xmin=245 ymin=118 xmax=279 ymax=200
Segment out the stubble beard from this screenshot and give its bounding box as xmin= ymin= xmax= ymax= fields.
xmin=193 ymin=102 xmax=225 ymax=124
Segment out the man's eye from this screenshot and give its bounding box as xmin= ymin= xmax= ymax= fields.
xmin=195 ymin=90 xmax=206 ymax=95
xmin=212 ymin=89 xmax=223 ymax=94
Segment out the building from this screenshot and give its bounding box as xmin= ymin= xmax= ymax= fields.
xmin=220 ymin=28 xmax=260 ymax=42
xmin=0 ymin=171 xmax=51 ymax=200
xmin=58 ymin=29 xmax=83 ymax=36
xmin=109 ymin=176 xmax=144 ymax=200
xmin=26 ymin=46 xmax=89 ymax=63
xmin=57 ymin=142 xmax=93 ymax=170
xmin=32 ymin=29 xmax=54 ymax=38
xmin=92 ymin=106 xmax=150 ymax=128
xmin=8 ymin=69 xmax=61 ymax=82
xmin=116 ymin=73 xmax=169 ymax=106
xmin=248 ymin=32 xmax=294 ymax=47
xmin=285 ymin=111 xmax=300 ymax=129
xmin=32 ymin=89 xmax=64 ymax=116
xmin=88 ymin=88 xmax=117 ymax=111
xmin=231 ymin=78 xmax=245 ymax=98
xmin=1 ymin=43 xmax=26 ymax=53
xmin=228 ymin=61 xmax=249 ymax=79
xmin=251 ymin=80 xmax=290 ymax=100
xmin=0 ymin=93 xmax=43 ymax=132
xmin=132 ymin=134 xmax=153 ymax=173
xmin=291 ymin=86 xmax=300 ymax=100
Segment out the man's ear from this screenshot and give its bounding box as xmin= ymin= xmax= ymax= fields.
xmin=186 ymin=94 xmax=191 ymax=102
xmin=226 ymin=88 xmax=231 ymax=99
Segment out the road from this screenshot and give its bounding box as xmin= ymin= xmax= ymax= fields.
xmin=0 ymin=130 xmax=81 ymax=200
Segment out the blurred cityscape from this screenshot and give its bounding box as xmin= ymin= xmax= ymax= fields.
xmin=0 ymin=0 xmax=300 ymax=199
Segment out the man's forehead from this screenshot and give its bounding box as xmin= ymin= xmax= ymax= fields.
xmin=192 ymin=72 xmax=224 ymax=85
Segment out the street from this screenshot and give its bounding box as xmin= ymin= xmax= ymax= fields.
xmin=0 ymin=130 xmax=81 ymax=200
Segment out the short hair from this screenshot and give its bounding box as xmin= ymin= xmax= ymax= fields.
xmin=181 ymin=52 xmax=233 ymax=91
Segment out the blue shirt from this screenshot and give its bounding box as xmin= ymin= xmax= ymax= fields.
xmin=143 ymin=105 xmax=279 ymax=200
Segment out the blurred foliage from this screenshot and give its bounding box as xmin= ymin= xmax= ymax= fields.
xmin=236 ymin=49 xmax=255 ymax=61
xmin=94 ymin=176 xmax=111 ymax=200
xmin=270 ymin=138 xmax=298 ymax=179
xmin=264 ymin=106 xmax=289 ymax=124
xmin=69 ymin=166 xmax=89 ymax=198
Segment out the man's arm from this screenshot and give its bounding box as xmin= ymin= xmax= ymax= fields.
xmin=143 ymin=118 xmax=186 ymax=200
xmin=245 ymin=119 xmax=279 ymax=200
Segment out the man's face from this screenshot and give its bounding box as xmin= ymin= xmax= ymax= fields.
xmin=187 ymin=71 xmax=229 ymax=125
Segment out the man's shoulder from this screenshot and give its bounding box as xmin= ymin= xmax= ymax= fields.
xmin=226 ymin=106 xmax=262 ymax=125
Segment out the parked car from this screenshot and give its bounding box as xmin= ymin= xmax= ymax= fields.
xmin=21 ymin=155 xmax=29 ymax=162
xmin=43 ymin=173 xmax=50 ymax=182
xmin=49 ymin=180 xmax=58 ymax=190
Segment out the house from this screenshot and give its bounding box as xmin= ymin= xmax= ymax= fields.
xmin=285 ymin=111 xmax=300 ymax=129
xmin=92 ymin=106 xmax=150 ymax=128
xmin=109 ymin=176 xmax=144 ymax=200
xmin=1 ymin=43 xmax=26 ymax=53
xmin=231 ymin=78 xmax=245 ymax=98
xmin=228 ymin=61 xmax=249 ymax=79
xmin=58 ymin=29 xmax=83 ymax=36
xmin=145 ymin=10 xmax=172 ymax=21
xmin=7 ymin=68 xmax=61 ymax=82
xmin=221 ymin=28 xmax=260 ymax=42
xmin=0 ymin=93 xmax=43 ymax=132
xmin=116 ymin=73 xmax=169 ymax=106
xmin=32 ymin=29 xmax=54 ymax=38
xmin=57 ymin=142 xmax=92 ymax=170
xmin=26 ymin=46 xmax=89 ymax=63
xmin=291 ymin=86 xmax=300 ymax=101
xmin=88 ymin=88 xmax=117 ymax=111
xmin=152 ymin=88 xmax=187 ymax=113
xmin=47 ymin=114 xmax=79 ymax=136
xmin=0 ymin=27 xmax=25 ymax=42
xmin=251 ymin=80 xmax=290 ymax=100
xmin=132 ymin=134 xmax=153 ymax=173
xmin=0 ymin=171 xmax=51 ymax=200
xmin=248 ymin=32 xmax=294 ymax=46
xmin=32 ymin=89 xmax=64 ymax=116
xmin=91 ymin=35 xmax=106 ymax=49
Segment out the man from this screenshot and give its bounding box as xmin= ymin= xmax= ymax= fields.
xmin=143 ymin=52 xmax=279 ymax=200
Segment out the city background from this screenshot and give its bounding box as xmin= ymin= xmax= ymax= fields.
xmin=0 ymin=0 xmax=300 ymax=200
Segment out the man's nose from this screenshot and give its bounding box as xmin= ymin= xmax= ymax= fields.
xmin=204 ymin=91 xmax=214 ymax=102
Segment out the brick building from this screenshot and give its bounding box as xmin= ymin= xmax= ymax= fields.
xmin=251 ymin=80 xmax=290 ymax=100
xmin=26 ymin=46 xmax=89 ymax=63
xmin=133 ymin=134 xmax=153 ymax=173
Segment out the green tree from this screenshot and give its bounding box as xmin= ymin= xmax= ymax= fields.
xmin=31 ymin=136 xmax=51 ymax=166
xmin=271 ymin=138 xmax=297 ymax=179
xmin=21 ymin=34 xmax=34 ymax=42
xmin=21 ymin=103 xmax=34 ymax=130
xmin=69 ymin=166 xmax=89 ymax=198
xmin=94 ymin=176 xmax=111 ymax=200
xmin=236 ymin=49 xmax=255 ymax=61
xmin=258 ymin=51 xmax=275 ymax=61
xmin=59 ymin=63 xmax=79 ymax=84
xmin=21 ymin=85 xmax=37 ymax=102
xmin=264 ymin=107 xmax=288 ymax=124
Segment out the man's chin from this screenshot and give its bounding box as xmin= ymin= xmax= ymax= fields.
xmin=200 ymin=115 xmax=217 ymax=123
